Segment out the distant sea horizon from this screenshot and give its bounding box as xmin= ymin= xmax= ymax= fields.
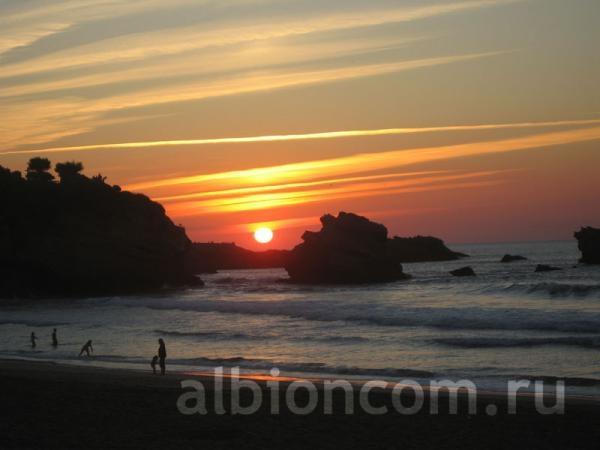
xmin=231 ymin=237 xmax=580 ymax=251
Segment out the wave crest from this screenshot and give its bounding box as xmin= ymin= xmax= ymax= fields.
xmin=434 ymin=336 xmax=600 ymax=349
xmin=481 ymin=282 xmax=600 ymax=298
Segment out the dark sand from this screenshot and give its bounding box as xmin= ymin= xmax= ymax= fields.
xmin=1 ymin=359 xmax=598 ymax=449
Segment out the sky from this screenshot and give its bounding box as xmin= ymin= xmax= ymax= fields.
xmin=1 ymin=0 xmax=599 ymax=249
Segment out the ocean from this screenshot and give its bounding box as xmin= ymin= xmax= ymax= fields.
xmin=1 ymin=240 xmax=599 ymax=397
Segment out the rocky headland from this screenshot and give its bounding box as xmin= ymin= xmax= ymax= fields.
xmin=189 ymin=243 xmax=290 ymax=273
xmin=0 ymin=158 xmax=200 ymax=298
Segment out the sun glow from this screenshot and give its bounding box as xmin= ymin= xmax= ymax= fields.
xmin=254 ymin=227 xmax=274 ymax=244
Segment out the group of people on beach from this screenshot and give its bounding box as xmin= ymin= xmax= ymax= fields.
xmin=29 ymin=329 xmax=167 ymax=375
xmin=30 ymin=329 xmax=93 ymax=356
xmin=30 ymin=328 xmax=58 ymax=348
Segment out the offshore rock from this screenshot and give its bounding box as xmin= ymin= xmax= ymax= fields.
xmin=387 ymin=236 xmax=466 ymax=263
xmin=574 ymin=227 xmax=600 ymax=264
xmin=501 ymin=254 xmax=528 ymax=263
xmin=285 ymin=212 xmax=409 ymax=284
xmin=449 ymin=266 xmax=476 ymax=277
xmin=535 ymin=264 xmax=562 ymax=273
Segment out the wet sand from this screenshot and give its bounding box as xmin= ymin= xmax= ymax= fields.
xmin=1 ymin=358 xmax=598 ymax=449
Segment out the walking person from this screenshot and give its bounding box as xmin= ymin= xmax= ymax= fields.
xmin=51 ymin=328 xmax=58 ymax=347
xmin=30 ymin=332 xmax=38 ymax=348
xmin=79 ymin=340 xmax=93 ymax=357
xmin=158 ymin=339 xmax=167 ymax=375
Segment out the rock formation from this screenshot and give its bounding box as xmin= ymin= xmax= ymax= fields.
xmin=449 ymin=266 xmax=476 ymax=277
xmin=192 ymin=234 xmax=463 ymax=274
xmin=0 ymin=160 xmax=201 ymax=298
xmin=284 ymin=212 xmax=409 ymax=283
xmin=387 ymin=236 xmax=466 ymax=263
xmin=535 ymin=264 xmax=562 ymax=273
xmin=501 ymin=254 xmax=527 ymax=263
xmin=574 ymin=227 xmax=600 ymax=264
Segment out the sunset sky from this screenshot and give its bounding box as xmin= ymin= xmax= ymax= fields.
xmin=1 ymin=0 xmax=599 ymax=249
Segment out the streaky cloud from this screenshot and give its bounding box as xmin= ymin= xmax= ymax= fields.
xmin=5 ymin=117 xmax=597 ymax=157
xmin=1 ymin=52 xmax=500 ymax=148
xmin=124 ymin=125 xmax=600 ymax=193
xmin=167 ymin=174 xmax=503 ymax=216
xmin=155 ymin=170 xmax=447 ymax=203
xmin=0 ymin=0 xmax=515 ymax=78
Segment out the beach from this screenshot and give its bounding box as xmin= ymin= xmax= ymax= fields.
xmin=1 ymin=358 xmax=599 ymax=449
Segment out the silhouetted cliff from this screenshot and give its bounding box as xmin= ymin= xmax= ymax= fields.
xmin=0 ymin=159 xmax=200 ymax=298
xmin=285 ymin=212 xmax=409 ymax=284
xmin=189 ymin=243 xmax=290 ymax=273
xmin=575 ymin=227 xmax=600 ymax=264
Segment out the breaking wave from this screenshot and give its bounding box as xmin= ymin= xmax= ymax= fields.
xmin=130 ymin=297 xmax=600 ymax=333
xmin=434 ymin=336 xmax=600 ymax=349
xmin=479 ymin=282 xmax=600 ymax=298
xmin=174 ymin=356 xmax=435 ymax=378
xmin=0 ymin=319 xmax=70 ymax=327
xmin=154 ymin=329 xmax=369 ymax=344
xmin=154 ymin=329 xmax=273 ymax=341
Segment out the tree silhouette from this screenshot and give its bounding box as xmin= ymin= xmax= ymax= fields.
xmin=91 ymin=173 xmax=107 ymax=184
xmin=0 ymin=165 xmax=22 ymax=184
xmin=55 ymin=161 xmax=84 ymax=182
xmin=26 ymin=157 xmax=54 ymax=182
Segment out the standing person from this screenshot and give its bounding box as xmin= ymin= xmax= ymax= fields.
xmin=79 ymin=340 xmax=93 ymax=357
xmin=51 ymin=328 xmax=58 ymax=347
xmin=151 ymin=355 xmax=158 ymax=375
xmin=30 ymin=332 xmax=37 ymax=348
xmin=158 ymin=339 xmax=166 ymax=376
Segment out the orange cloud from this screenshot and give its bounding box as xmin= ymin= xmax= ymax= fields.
xmin=165 ymin=171 xmax=502 ymax=217
xmin=154 ymin=170 xmax=445 ymax=203
xmin=126 ymin=125 xmax=600 ymax=194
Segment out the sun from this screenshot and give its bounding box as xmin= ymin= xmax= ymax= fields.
xmin=254 ymin=227 xmax=274 ymax=244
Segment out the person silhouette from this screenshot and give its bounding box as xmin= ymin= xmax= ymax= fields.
xmin=79 ymin=340 xmax=93 ymax=357
xmin=158 ymin=339 xmax=167 ymax=375
xmin=51 ymin=328 xmax=58 ymax=347
xmin=151 ymin=355 xmax=158 ymax=375
xmin=30 ymin=332 xmax=38 ymax=348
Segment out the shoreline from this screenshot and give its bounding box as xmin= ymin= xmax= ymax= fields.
xmin=2 ymin=357 xmax=599 ymax=405
xmin=2 ymin=355 xmax=599 ymax=401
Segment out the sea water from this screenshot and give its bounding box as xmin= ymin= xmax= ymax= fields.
xmin=1 ymin=241 xmax=599 ymax=398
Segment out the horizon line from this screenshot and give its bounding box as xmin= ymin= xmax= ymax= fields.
xmin=194 ymin=236 xmax=579 ymax=251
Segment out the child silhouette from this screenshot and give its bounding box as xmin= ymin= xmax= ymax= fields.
xmin=151 ymin=355 xmax=158 ymax=375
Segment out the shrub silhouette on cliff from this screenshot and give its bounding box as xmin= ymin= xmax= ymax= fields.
xmin=55 ymin=161 xmax=84 ymax=182
xmin=0 ymin=159 xmax=200 ymax=298
xmin=26 ymin=157 xmax=54 ymax=183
